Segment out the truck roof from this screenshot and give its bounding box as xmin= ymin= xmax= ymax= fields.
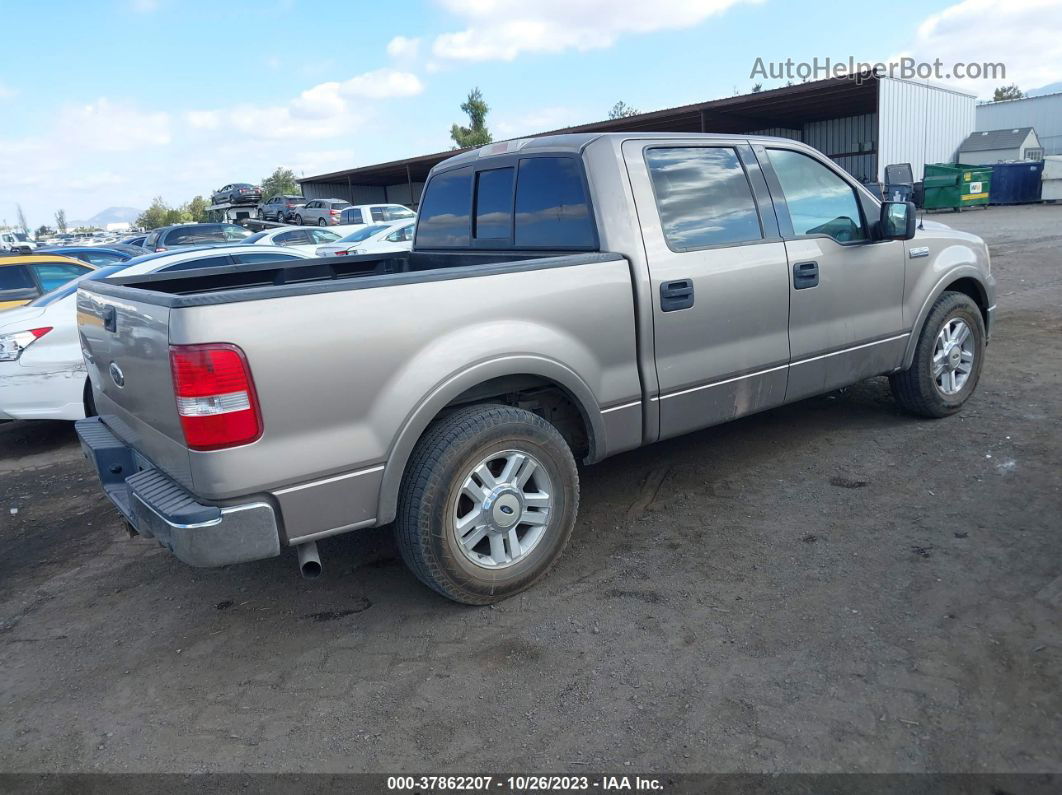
xmin=430 ymin=131 xmax=812 ymax=175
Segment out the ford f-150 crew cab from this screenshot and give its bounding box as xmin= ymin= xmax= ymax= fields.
xmin=75 ymin=133 xmax=995 ymax=604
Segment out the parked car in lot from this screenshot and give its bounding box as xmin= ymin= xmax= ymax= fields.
xmin=118 ymin=235 xmax=148 ymax=248
xmin=0 ymin=254 xmax=94 ymax=310
xmin=258 ymin=195 xmax=307 ymax=222
xmin=0 ymin=245 xmax=309 ymax=422
xmin=0 ymin=231 xmax=38 ymax=254
xmin=33 ymin=245 xmax=145 ymax=265
xmin=143 ymin=223 xmax=251 ymax=252
xmin=242 ymin=227 xmax=341 ymax=255
xmin=211 ymin=183 xmax=262 ymax=205
xmin=295 ymin=198 xmax=352 ymax=226
xmin=314 ymin=220 xmax=414 ymax=257
xmin=76 ymin=132 xmax=994 ymax=605
xmin=338 ymin=204 xmax=416 ymax=226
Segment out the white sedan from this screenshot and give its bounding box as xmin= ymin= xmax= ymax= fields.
xmin=0 ymin=244 xmax=308 ymax=422
xmin=314 ymin=220 xmax=414 ymax=257
xmin=241 ymin=226 xmax=353 ymax=255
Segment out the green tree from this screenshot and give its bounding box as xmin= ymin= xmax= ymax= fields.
xmin=36 ymin=224 xmax=53 ymax=238
xmin=260 ymin=167 xmax=300 ymax=201
xmin=184 ymin=195 xmax=210 ymax=223
xmin=751 ymin=82 xmax=764 ymax=93
xmin=992 ymin=84 xmax=1024 ymax=101
xmin=608 ymin=101 xmax=639 ymax=119
xmin=450 ymin=87 xmax=492 ymax=149
xmin=136 ymin=196 xmax=180 ymax=230
xmin=54 ymin=208 xmax=67 ymax=234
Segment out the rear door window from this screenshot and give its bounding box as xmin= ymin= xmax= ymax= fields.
xmin=474 ymin=167 xmax=514 ymax=240
xmin=30 ymin=262 xmax=92 ymax=292
xmin=645 ymin=147 xmax=763 ymax=250
xmin=416 ymin=167 xmax=473 ymax=248
xmin=514 ymin=157 xmax=595 ymax=248
xmin=0 ymin=265 xmax=38 ymax=302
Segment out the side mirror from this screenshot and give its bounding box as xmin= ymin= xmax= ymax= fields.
xmin=880 ymin=200 xmax=917 ymax=241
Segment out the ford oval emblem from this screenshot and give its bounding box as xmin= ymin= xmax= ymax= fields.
xmin=109 ymin=361 xmax=126 ymax=388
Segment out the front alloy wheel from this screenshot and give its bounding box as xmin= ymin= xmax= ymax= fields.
xmin=890 ymin=291 xmax=985 ymax=417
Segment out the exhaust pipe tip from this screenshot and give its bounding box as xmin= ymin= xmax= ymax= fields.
xmin=297 ymin=541 xmax=322 ymax=579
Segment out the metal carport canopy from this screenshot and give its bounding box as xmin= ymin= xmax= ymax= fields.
xmin=298 ymin=75 xmax=880 ymax=188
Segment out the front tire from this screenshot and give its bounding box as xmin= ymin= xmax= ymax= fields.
xmin=295 ymin=214 xmax=303 ymax=225
xmin=890 ymin=291 xmax=985 ymax=417
xmin=395 ymin=405 xmax=579 ymax=605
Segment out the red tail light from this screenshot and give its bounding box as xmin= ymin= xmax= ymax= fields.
xmin=329 ymin=209 xmax=339 ymax=216
xmin=169 ymin=344 xmax=262 ymax=451
xmin=335 ymin=251 xmax=348 ymax=255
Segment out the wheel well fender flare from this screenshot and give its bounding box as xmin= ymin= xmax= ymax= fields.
xmin=376 ymin=356 xmax=605 ymax=526
xmin=902 ymin=269 xmax=990 ymax=370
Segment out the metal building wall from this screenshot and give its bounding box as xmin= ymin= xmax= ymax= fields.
xmin=299 ymin=181 xmax=387 ymax=203
xmin=750 ymin=118 xmax=877 ymax=182
xmin=384 ymin=182 xmax=425 ymax=206
xmin=877 ymin=77 xmax=976 ymax=181
xmin=803 ymin=113 xmax=878 ymax=182
xmin=976 ymin=93 xmax=1062 ymax=156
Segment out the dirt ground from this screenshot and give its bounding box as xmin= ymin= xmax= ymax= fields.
xmin=0 ymin=204 xmax=1059 ymax=774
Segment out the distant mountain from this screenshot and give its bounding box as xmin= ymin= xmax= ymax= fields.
xmin=70 ymin=206 xmax=141 ymax=227
xmin=1027 ymin=82 xmax=1062 ymax=97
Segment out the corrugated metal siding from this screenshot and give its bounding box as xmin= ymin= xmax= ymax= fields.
xmin=804 ymin=113 xmax=878 ymax=182
xmin=385 ymin=181 xmax=424 ymax=206
xmin=750 ymin=118 xmax=877 ymax=181
xmin=877 ymin=77 xmax=976 ymax=181
xmin=977 ymin=93 xmax=1062 ymax=156
xmin=300 ymin=181 xmax=388 ymax=203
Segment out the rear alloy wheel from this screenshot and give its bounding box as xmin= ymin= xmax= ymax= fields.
xmin=396 ymin=404 xmax=579 ymax=605
xmin=890 ymin=291 xmax=985 ymax=417
xmin=318 ymin=218 xmax=327 ymax=226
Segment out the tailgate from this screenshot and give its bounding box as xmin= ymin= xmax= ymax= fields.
xmin=77 ymin=286 xmax=193 ymax=489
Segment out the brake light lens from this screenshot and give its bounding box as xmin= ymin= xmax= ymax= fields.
xmin=0 ymin=327 xmax=52 ymax=362
xmin=169 ymin=344 xmax=262 ymax=451
xmin=329 ymin=209 xmax=339 ymax=215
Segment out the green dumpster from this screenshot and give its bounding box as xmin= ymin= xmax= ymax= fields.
xmin=922 ymin=163 xmax=992 ymax=211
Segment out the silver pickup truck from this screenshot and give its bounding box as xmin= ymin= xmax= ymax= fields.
xmin=76 ymin=133 xmax=995 ymax=604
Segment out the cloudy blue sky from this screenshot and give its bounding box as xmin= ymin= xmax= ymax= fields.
xmin=1 ymin=0 xmax=1060 ymax=227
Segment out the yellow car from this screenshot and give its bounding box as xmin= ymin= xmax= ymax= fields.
xmin=0 ymin=255 xmax=96 ymax=310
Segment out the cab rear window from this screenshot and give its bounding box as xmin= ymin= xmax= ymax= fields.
xmin=416 ymin=156 xmax=597 ymax=250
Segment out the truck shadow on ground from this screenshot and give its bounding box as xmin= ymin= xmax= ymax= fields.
xmin=3 ymin=375 xmax=910 ymax=623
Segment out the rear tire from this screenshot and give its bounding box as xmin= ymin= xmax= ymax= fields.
xmin=318 ymin=218 xmax=327 ymax=227
xmin=395 ymin=405 xmax=579 ymax=605
xmin=890 ymin=291 xmax=985 ymax=418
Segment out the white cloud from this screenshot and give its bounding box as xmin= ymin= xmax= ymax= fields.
xmin=494 ymin=105 xmax=587 ymax=138
xmin=131 ymin=0 xmax=159 ymax=11
xmin=339 ymin=68 xmax=424 ymax=99
xmin=56 ymin=99 xmax=171 ymax=152
xmin=387 ymin=35 xmax=421 ymax=60
xmin=0 ymin=80 xmax=16 ymax=100
xmin=432 ymin=0 xmax=758 ymax=61
xmin=899 ymin=0 xmax=1062 ymax=97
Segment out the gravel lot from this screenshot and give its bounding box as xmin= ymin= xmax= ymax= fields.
xmin=1 ymin=204 xmax=1059 ymax=774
